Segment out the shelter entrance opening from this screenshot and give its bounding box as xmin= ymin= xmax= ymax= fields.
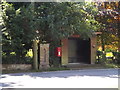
xmin=68 ymin=38 xmax=91 ymax=64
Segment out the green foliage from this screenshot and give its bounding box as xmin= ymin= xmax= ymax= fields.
xmin=46 ymin=67 xmax=70 ymax=71
xmin=2 ymin=2 xmax=35 ymax=63
xmin=35 ymin=2 xmax=100 ymax=41
xmin=49 ymin=40 xmax=61 ymax=67
xmin=96 ymin=2 xmax=120 ymax=63
xmin=96 ymin=2 xmax=120 ymax=51
xmin=96 ymin=51 xmax=106 ymax=64
xmin=2 ymin=54 xmax=32 ymax=64
xmin=104 ymin=63 xmax=119 ymax=68
xmin=34 ymin=2 xmax=100 ymax=66
xmin=96 ymin=50 xmax=120 ymax=65
xmin=113 ymin=52 xmax=120 ymax=64
xmin=1 ymin=2 xmax=99 ymax=64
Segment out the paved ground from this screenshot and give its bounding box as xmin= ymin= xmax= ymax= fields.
xmin=0 ymin=68 xmax=119 ymax=88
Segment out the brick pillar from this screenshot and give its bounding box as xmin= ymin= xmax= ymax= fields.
xmin=91 ymin=36 xmax=97 ymax=64
xmin=39 ymin=44 xmax=50 ymax=69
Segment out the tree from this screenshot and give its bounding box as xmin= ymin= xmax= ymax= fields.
xmin=1 ymin=2 xmax=100 ymax=66
xmin=96 ymin=2 xmax=120 ymax=52
xmin=34 ymin=2 xmax=99 ymax=43
xmin=33 ymin=2 xmax=100 ymax=67
xmin=2 ymin=2 xmax=36 ymax=63
xmin=95 ymin=2 xmax=120 ymax=64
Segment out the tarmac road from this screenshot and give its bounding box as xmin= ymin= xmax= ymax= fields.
xmin=0 ymin=68 xmax=119 ymax=88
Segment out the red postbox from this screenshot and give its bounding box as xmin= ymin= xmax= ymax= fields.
xmin=55 ymin=47 xmax=61 ymax=57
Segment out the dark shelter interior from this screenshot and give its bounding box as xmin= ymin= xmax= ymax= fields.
xmin=68 ymin=38 xmax=91 ymax=64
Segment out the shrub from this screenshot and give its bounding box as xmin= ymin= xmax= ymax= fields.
xmin=2 ymin=54 xmax=32 ymax=64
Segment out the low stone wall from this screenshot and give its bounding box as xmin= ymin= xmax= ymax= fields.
xmin=2 ymin=64 xmax=32 ymax=70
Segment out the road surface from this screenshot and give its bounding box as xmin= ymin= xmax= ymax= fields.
xmin=0 ymin=68 xmax=119 ymax=88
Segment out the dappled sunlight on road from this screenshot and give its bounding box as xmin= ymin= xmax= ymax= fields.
xmin=0 ymin=69 xmax=118 ymax=88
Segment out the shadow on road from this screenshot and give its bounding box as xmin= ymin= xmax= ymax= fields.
xmin=2 ymin=69 xmax=118 ymax=78
xmin=1 ymin=82 xmax=16 ymax=87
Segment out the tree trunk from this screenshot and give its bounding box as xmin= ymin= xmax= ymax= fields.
xmin=101 ymin=33 xmax=106 ymax=64
xmin=33 ymin=40 xmax=38 ymax=70
xmin=118 ymin=29 xmax=120 ymax=52
xmin=101 ymin=34 xmax=105 ymax=52
xmin=38 ymin=42 xmax=40 ymax=69
xmin=118 ymin=2 xmax=120 ymax=52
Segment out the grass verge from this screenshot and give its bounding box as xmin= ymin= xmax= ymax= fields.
xmin=103 ymin=63 xmax=120 ymax=68
xmin=2 ymin=64 xmax=119 ymax=74
xmin=2 ymin=67 xmax=70 ymax=74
